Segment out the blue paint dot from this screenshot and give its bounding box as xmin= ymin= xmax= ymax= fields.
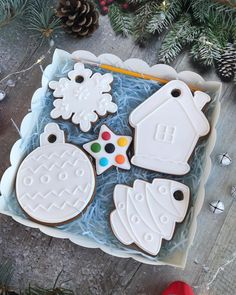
xmin=99 ymin=157 xmax=109 ymax=167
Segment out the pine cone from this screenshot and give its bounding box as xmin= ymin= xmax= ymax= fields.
xmin=57 ymin=0 xmax=99 ymax=38
xmin=216 ymin=43 xmax=236 ymax=82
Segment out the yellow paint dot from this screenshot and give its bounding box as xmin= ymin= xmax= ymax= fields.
xmin=117 ymin=137 xmax=128 ymax=147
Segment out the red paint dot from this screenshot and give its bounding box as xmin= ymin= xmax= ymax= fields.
xmin=115 ymin=154 xmax=125 ymax=164
xmin=102 ymin=131 xmax=111 ymax=140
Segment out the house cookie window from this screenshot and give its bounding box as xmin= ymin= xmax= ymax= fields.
xmin=154 ymin=124 xmax=176 ymax=144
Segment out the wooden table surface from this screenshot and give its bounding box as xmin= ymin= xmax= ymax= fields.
xmin=0 ymin=17 xmax=236 ymax=295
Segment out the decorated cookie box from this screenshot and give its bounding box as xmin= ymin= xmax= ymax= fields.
xmin=0 ymin=49 xmax=221 ymax=267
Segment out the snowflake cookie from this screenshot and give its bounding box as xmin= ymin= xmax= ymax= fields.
xmin=16 ymin=123 xmax=96 ymax=225
xmin=110 ymin=179 xmax=190 ymax=255
xmin=83 ymin=124 xmax=132 ymax=175
xmin=49 ymin=62 xmax=118 ymax=132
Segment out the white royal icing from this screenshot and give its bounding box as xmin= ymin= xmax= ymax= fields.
xmin=110 ymin=178 xmax=190 ymax=255
xmin=83 ymin=124 xmax=132 ymax=175
xmin=129 ymin=80 xmax=211 ymax=175
xmin=49 ymin=62 xmax=117 ymax=132
xmin=16 ymin=123 xmax=95 ymax=225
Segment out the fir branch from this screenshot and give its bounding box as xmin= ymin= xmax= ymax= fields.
xmin=108 ymin=4 xmax=133 ymax=36
xmin=213 ymin=0 xmax=236 ymax=7
xmin=146 ymin=0 xmax=183 ymax=34
xmin=132 ymin=1 xmax=160 ymax=44
xmin=0 ymin=260 xmax=15 ymax=294
xmin=158 ymin=15 xmax=200 ymax=64
xmin=191 ymin=0 xmax=236 ymax=28
xmin=208 ymin=19 xmax=231 ymax=46
xmin=26 ymin=0 xmax=61 ymax=40
xmin=231 ymin=22 xmax=236 ymax=46
xmin=0 ymin=260 xmax=14 ymax=287
xmin=190 ymin=27 xmax=222 ymax=66
xmin=0 ymin=0 xmax=28 ymax=28
xmin=127 ymin=0 xmax=150 ymax=4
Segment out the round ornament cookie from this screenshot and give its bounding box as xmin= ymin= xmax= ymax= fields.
xmin=49 ymin=62 xmax=117 ymax=132
xmin=16 ymin=123 xmax=95 ymax=225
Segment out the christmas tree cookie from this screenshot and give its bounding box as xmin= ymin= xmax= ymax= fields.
xmin=110 ymin=178 xmax=190 ymax=255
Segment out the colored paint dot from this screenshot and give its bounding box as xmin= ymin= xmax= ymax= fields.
xmin=105 ymin=143 xmax=115 ymax=154
xmin=115 ymin=154 xmax=125 ymax=164
xmin=102 ymin=131 xmax=111 ymax=140
xmin=117 ymin=137 xmax=128 ymax=147
xmin=99 ymin=157 xmax=109 ymax=167
xmin=91 ymin=142 xmax=101 ymax=153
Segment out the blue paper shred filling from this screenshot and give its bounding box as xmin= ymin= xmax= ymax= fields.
xmin=4 ymin=59 xmax=217 ymax=262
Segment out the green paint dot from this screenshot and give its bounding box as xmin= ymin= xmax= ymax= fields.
xmin=91 ymin=142 xmax=101 ymax=153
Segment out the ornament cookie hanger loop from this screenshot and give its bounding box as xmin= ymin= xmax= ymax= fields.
xmin=40 ymin=123 xmax=65 ymax=146
xmin=73 ymin=57 xmax=201 ymax=92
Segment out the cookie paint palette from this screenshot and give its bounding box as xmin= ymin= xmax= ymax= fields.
xmin=0 ymin=49 xmax=221 ymax=267
xmin=83 ymin=124 xmax=132 ymax=175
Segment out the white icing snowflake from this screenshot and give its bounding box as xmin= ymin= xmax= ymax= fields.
xmin=49 ymin=63 xmax=117 ymax=132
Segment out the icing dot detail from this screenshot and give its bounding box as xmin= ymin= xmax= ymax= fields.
xmin=58 ymin=172 xmax=68 ymax=181
xmin=40 ymin=175 xmax=50 ymax=184
xmin=23 ymin=176 xmax=33 ymax=186
xmin=99 ymin=157 xmax=109 ymax=167
xmin=131 ymin=215 xmax=140 ymax=224
xmin=135 ymin=193 xmax=144 ymax=201
xmin=144 ymin=233 xmax=153 ymax=242
xmin=159 ymin=185 xmax=167 ymax=195
xmin=160 ymin=215 xmax=169 ymax=224
xmin=117 ymin=137 xmax=128 ymax=147
xmin=91 ymin=143 xmax=101 ymax=153
xmin=75 ymin=168 xmax=85 ymax=177
xmin=102 ymin=132 xmax=111 ymax=140
xmin=105 ymin=143 xmax=115 ymax=154
xmin=115 ymin=154 xmax=125 ymax=164
xmin=118 ymin=202 xmax=125 ymax=210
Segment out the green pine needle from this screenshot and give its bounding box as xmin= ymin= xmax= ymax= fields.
xmin=190 ymin=28 xmax=222 ymax=66
xmin=191 ymin=0 xmax=236 ymax=28
xmin=0 ymin=260 xmax=14 ymax=294
xmin=0 ymin=0 xmax=28 ymax=28
xmin=26 ymin=0 xmax=61 ymax=40
xmin=146 ymin=0 xmax=183 ymax=34
xmin=127 ymin=0 xmax=151 ymax=4
xmin=108 ymin=4 xmax=133 ymax=37
xmin=158 ymin=15 xmax=200 ymax=64
xmin=132 ymin=1 xmax=160 ymax=43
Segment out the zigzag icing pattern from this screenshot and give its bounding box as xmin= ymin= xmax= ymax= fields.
xmin=16 ymin=123 xmax=95 ymax=225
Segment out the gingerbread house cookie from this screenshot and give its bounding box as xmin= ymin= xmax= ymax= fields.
xmin=129 ymin=80 xmax=211 ymax=175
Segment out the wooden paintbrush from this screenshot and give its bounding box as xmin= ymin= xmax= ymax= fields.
xmin=73 ymin=57 xmax=201 ymax=92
